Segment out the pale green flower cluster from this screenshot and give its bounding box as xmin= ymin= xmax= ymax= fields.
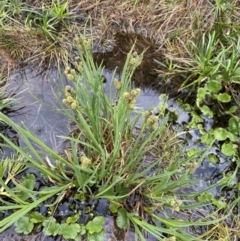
xmin=64 ymin=67 xmax=76 ymax=81
xmin=113 ymin=78 xmax=121 ymax=90
xmin=74 ymin=35 xmax=92 ymax=53
xmin=123 ymin=88 xmax=141 ymax=109
xmin=128 ymin=51 xmax=143 ymax=70
xmin=144 ymin=111 xmax=159 ymax=130
xmin=170 ymin=199 xmax=182 ymax=212
xmin=62 ymin=85 xmax=79 ymax=110
xmin=80 ymin=156 xmax=92 ymax=168
xmin=73 ymin=56 xmax=84 ymax=74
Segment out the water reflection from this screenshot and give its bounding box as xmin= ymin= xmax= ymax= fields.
xmin=7 ymin=66 xmax=70 ymax=151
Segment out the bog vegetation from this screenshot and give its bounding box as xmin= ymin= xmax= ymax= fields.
xmin=0 ymin=0 xmax=240 ymax=240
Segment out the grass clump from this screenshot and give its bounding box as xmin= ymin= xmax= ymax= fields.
xmin=1 ymin=1 xmax=240 ymax=240
xmin=158 ymin=25 xmax=240 ymax=161
xmin=0 ymin=37 xmax=226 ymax=240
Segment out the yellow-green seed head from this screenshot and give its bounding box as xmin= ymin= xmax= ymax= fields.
xmin=186 ymin=161 xmax=198 ymax=171
xmin=77 ymin=44 xmax=84 ymax=52
xmin=65 ymin=85 xmax=72 ymax=92
xmin=71 ymin=101 xmax=77 ymax=110
xmin=74 ymin=36 xmax=80 ymax=43
xmin=129 ymin=57 xmax=137 ymax=65
xmin=192 ymin=161 xmax=198 ymax=169
xmin=130 ymin=99 xmax=136 ymax=105
xmin=70 ymin=69 xmax=76 ymax=76
xmin=176 ymin=200 xmax=183 ymax=206
xmin=67 ymin=96 xmax=74 ymax=103
xmin=113 ymin=78 xmax=121 ymax=90
xmin=131 ymin=88 xmax=141 ymax=98
xmin=84 ymin=39 xmax=92 ymax=51
xmin=174 ymin=207 xmax=180 ymax=212
xmin=80 ymin=156 xmax=92 ymax=168
xmin=132 ymin=51 xmax=138 ymax=58
xmin=62 ymin=99 xmax=68 ymax=105
xmin=146 ymin=117 xmax=152 ymax=125
xmin=77 ymin=64 xmax=83 ymax=73
xmin=147 ymin=115 xmax=158 ymax=125
xmin=123 ymin=92 xmax=130 ymax=100
xmin=170 ymin=199 xmax=182 ymax=212
xmin=67 ymin=74 xmax=75 ymax=81
xmin=64 ymin=67 xmax=70 ymax=75
xmin=167 ymin=237 xmax=176 ymax=241
xmin=151 ymin=123 xmax=158 ymax=130
xmin=83 ymin=39 xmax=88 ymax=45
xmin=152 ymin=115 xmax=159 ymax=123
xmin=143 ymin=111 xmax=152 ymax=118
xmin=135 ymin=56 xmax=143 ymax=67
xmin=136 ymin=88 xmax=141 ymax=95
xmin=65 ymin=92 xmax=72 ymax=97
xmin=128 ymin=103 xmax=135 ymax=109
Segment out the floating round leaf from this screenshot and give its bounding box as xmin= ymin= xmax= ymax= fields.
xmin=66 ymin=213 xmax=80 ymax=224
xmin=30 ymin=211 xmax=46 ymax=223
xmin=43 ymin=218 xmax=60 ymax=236
xmin=197 ymin=88 xmax=206 ymax=106
xmin=225 ymin=106 xmax=238 ymax=115
xmin=88 ymin=230 xmax=105 ymax=241
xmin=213 ymin=128 xmax=229 ymax=141
xmin=229 ymin=117 xmax=240 ymax=135
xmin=201 ymin=132 xmax=215 ymax=145
xmin=200 ymin=105 xmax=213 ymax=117
xmin=86 ymin=216 xmax=104 ymax=234
xmin=205 ymin=80 xmax=222 ymax=93
xmin=217 ymin=93 xmax=231 ymax=103
xmin=59 ymin=223 xmax=81 ymax=239
xmin=221 ymin=143 xmax=237 ymax=156
xmin=14 ymin=216 xmax=34 ymax=235
xmin=116 ymin=208 xmax=129 ymax=229
xmin=187 ymin=148 xmax=201 ymax=158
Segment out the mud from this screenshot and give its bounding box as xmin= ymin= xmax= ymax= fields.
xmin=93 ymin=33 xmax=183 ymax=98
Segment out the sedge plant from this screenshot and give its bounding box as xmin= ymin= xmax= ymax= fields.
xmin=0 ymin=35 xmax=227 ymax=240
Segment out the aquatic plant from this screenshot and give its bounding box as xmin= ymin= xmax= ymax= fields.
xmin=1 ymin=0 xmax=240 ymax=240
xmin=162 ymin=30 xmax=240 ymax=158
xmin=0 ymin=37 xmax=226 ymax=240
xmin=154 ymin=16 xmax=240 ymax=239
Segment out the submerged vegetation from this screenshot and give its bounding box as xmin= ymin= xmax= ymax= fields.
xmin=0 ymin=0 xmax=240 ymax=240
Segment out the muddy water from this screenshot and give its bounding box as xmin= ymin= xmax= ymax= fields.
xmin=93 ymin=33 xmax=182 ymax=97
xmin=6 ymin=67 xmax=70 ymax=151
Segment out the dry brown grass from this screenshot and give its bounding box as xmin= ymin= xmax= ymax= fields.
xmin=199 ymin=222 xmax=240 ymax=241
xmin=1 ymin=0 xmax=240 ymax=74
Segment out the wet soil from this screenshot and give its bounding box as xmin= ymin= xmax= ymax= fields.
xmin=93 ymin=33 xmax=183 ymax=98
